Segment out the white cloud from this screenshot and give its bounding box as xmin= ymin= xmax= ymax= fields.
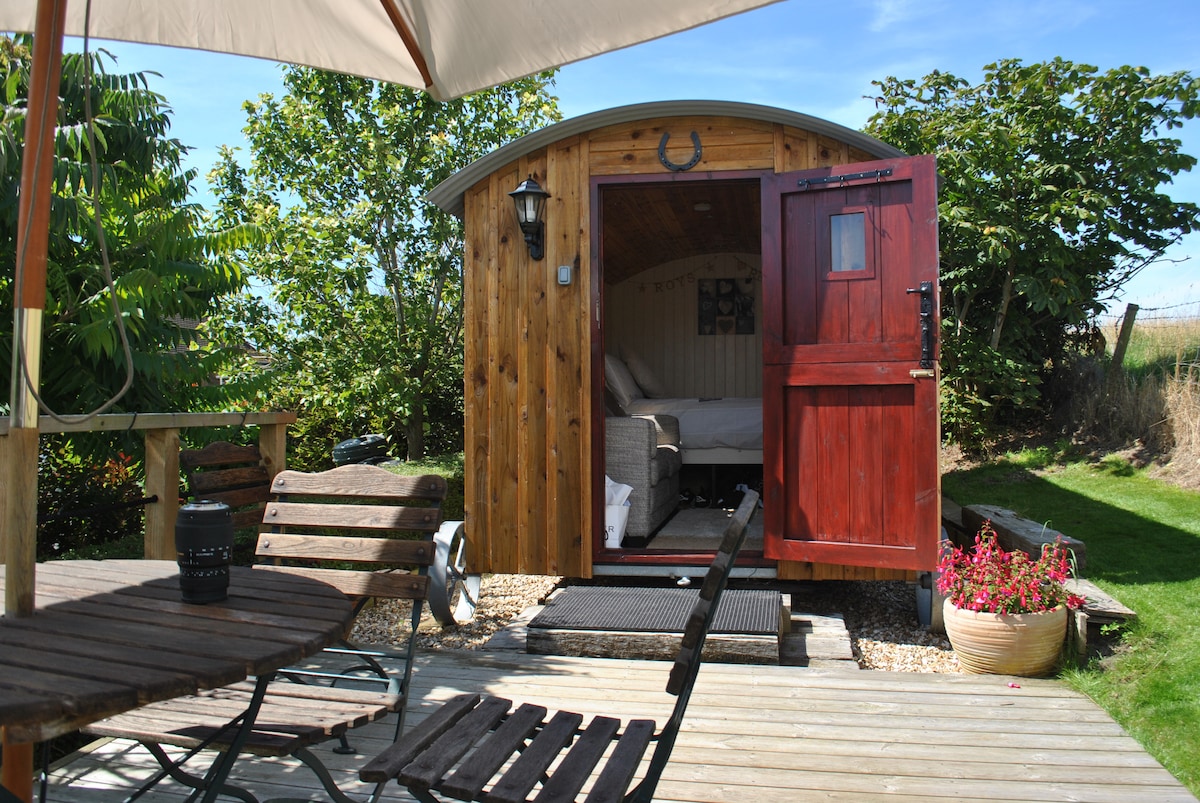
xmin=869 ymin=0 xmax=923 ymax=33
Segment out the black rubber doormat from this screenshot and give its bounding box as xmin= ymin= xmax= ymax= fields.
xmin=527 ymin=586 xmax=780 ymax=635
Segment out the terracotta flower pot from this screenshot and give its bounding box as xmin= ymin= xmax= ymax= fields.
xmin=942 ymin=599 xmax=1068 ymax=677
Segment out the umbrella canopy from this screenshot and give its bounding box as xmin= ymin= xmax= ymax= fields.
xmin=0 ymin=0 xmax=779 ymax=101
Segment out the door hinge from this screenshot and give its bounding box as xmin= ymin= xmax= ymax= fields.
xmin=797 ymin=168 xmax=893 ymax=189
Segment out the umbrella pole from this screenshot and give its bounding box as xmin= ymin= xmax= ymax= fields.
xmin=5 ymin=0 xmax=64 ymax=610
xmin=3 ymin=3 xmax=65 ymax=798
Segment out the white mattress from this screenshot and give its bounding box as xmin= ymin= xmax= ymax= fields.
xmin=625 ymin=397 xmax=763 ymax=451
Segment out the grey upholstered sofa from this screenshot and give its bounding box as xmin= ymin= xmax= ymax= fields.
xmin=605 ymin=414 xmax=682 ymax=541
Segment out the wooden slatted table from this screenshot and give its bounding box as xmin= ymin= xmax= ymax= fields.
xmin=0 ymin=559 xmax=354 ymax=799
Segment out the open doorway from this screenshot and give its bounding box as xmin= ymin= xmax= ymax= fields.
xmin=595 ymin=173 xmax=766 ymax=569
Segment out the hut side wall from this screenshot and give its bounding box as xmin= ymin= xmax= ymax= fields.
xmin=463 ymin=115 xmax=912 ymax=581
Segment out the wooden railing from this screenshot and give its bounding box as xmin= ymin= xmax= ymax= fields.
xmin=0 ymin=411 xmax=295 ymax=561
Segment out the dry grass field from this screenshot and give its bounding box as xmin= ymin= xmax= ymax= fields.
xmin=1097 ymin=313 xmax=1200 ymax=488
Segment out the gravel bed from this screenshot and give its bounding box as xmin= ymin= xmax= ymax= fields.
xmin=796 ymin=579 xmax=959 ymax=673
xmin=353 ymin=574 xmax=960 ymax=673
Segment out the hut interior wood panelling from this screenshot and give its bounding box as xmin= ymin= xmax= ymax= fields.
xmin=604 ymin=254 xmax=763 ymax=399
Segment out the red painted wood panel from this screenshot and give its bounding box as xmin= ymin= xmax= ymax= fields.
xmin=817 ymin=386 xmax=850 ymax=543
xmin=782 ymin=192 xmax=817 ymax=347
xmin=848 ymin=387 xmax=884 ymax=545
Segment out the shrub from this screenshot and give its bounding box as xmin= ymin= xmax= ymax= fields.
xmin=38 ymin=436 xmax=146 ymax=559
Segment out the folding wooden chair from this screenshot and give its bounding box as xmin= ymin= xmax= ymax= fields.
xmin=359 ymin=490 xmax=759 ymax=803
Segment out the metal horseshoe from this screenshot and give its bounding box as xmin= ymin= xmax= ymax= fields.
xmin=658 ymin=131 xmax=702 ymax=172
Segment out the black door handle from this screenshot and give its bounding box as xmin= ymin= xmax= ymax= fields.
xmin=906 ymin=281 xmax=934 ymax=369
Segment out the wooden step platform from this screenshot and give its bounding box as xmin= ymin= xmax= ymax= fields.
xmin=779 ymin=608 xmax=858 ymax=669
xmin=488 ymin=589 xmax=861 ymax=670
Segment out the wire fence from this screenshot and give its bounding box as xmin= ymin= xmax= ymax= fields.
xmin=1094 ymin=299 xmax=1200 ymax=374
xmin=1097 ymin=298 xmax=1200 ymax=325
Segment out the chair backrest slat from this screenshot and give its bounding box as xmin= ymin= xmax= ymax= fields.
xmin=262 ymin=501 xmax=444 ymax=533
xmin=270 ymin=465 xmax=446 ymax=501
xmin=256 ymin=533 xmax=434 ymax=566
xmin=255 ymin=564 xmax=430 ymax=600
xmin=189 ymin=465 xmax=271 ymax=495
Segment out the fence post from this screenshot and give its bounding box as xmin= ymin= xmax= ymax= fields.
xmin=1109 ymin=303 xmax=1139 ymax=375
xmin=258 ymin=422 xmax=289 ymax=482
xmin=0 ymin=433 xmax=7 ymax=559
xmin=144 ymin=428 xmax=180 ymax=560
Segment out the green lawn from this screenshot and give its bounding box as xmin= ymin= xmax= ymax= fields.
xmin=943 ymin=451 xmax=1200 ymax=796
xmin=384 ymin=453 xmax=466 ymax=520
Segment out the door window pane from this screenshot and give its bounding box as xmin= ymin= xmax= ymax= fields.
xmin=830 ymin=213 xmax=866 ymax=272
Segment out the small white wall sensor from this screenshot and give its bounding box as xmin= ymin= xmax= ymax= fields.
xmin=557 ymin=265 xmax=572 ymax=285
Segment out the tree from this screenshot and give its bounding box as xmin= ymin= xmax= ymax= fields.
xmin=865 ymin=59 xmax=1199 ymax=443
xmin=208 ymin=68 xmax=561 ymax=460
xmin=0 ymin=36 xmax=253 ymax=418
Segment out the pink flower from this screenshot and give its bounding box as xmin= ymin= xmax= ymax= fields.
xmin=937 ymin=522 xmax=1085 ymax=615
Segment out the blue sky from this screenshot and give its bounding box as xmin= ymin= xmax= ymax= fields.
xmin=66 ymin=0 xmax=1199 ymax=315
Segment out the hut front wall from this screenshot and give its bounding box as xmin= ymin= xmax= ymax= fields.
xmin=462 ymin=115 xmax=912 ymax=580
xmin=463 ymin=135 xmax=592 ymax=576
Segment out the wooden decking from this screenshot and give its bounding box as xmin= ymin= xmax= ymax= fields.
xmin=47 ymin=650 xmax=1196 ymax=802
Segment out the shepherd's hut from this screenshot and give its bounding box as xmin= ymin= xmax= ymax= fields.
xmin=428 ymin=100 xmax=940 ymax=585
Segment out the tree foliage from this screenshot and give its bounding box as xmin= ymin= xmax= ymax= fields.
xmin=0 ymin=36 xmax=254 ymax=418
xmin=208 ymin=68 xmax=561 ymax=461
xmin=865 ymin=58 xmax=1199 ymax=443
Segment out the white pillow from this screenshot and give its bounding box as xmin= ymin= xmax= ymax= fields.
xmin=604 ymin=354 xmax=643 ymax=409
xmin=621 ymin=348 xmax=668 ymax=398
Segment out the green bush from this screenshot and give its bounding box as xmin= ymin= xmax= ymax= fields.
xmin=38 ymin=436 xmax=146 ymax=559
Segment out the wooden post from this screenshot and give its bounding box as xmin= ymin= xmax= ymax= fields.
xmin=1070 ymin=609 xmax=1090 ymax=666
xmin=6 ymin=0 xmax=67 ymax=625
xmin=0 ymin=434 xmax=7 ymax=559
xmin=0 ymin=731 xmax=33 ymax=803
xmin=257 ymin=422 xmax=289 ymax=482
xmin=1109 ymin=303 xmax=1139 ymax=374
xmin=143 ymin=428 xmax=180 ymax=560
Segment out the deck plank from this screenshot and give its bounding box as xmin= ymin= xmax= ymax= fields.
xmin=44 ymin=650 xmax=1196 ymax=803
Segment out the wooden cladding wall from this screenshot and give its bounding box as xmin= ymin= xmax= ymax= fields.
xmin=462 ymin=135 xmax=592 ymax=577
xmin=461 ymin=114 xmax=910 ymax=580
xmin=605 ymin=254 xmax=763 ymax=399
xmin=587 ymin=116 xmax=879 ymax=176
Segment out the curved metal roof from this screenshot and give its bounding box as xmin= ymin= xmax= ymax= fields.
xmin=428 ymin=99 xmax=906 ymax=218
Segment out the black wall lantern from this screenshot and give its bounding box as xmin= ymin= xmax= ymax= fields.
xmin=509 ymin=176 xmax=550 ymax=260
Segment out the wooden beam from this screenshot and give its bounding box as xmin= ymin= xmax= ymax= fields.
xmin=0 ymin=410 xmax=297 ymax=436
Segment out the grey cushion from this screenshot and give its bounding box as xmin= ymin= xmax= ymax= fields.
xmin=604 ymin=354 xmax=644 ymax=410
xmin=621 ymin=348 xmax=669 ymax=398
